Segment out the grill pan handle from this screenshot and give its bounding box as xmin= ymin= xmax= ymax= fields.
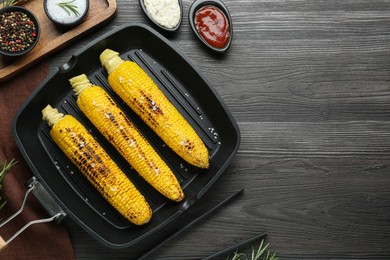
xmin=0 ymin=177 xmax=66 ymax=251
xmin=25 ymin=177 xmax=66 ymax=222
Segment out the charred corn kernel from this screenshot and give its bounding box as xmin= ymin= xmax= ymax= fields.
xmin=42 ymin=105 xmax=152 ymax=225
xmin=69 ymin=74 xmax=184 ymax=202
xmin=100 ymin=49 xmax=209 ymax=169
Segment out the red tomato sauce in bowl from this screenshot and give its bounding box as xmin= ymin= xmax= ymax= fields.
xmin=194 ymin=5 xmax=230 ymax=49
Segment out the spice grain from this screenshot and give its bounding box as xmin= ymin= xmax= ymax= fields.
xmin=0 ymin=10 xmax=37 ymax=53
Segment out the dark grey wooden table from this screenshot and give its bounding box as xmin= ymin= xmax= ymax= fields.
xmin=46 ymin=0 xmax=390 ymax=259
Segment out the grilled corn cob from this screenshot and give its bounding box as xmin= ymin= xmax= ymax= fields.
xmin=41 ymin=105 xmax=152 ymax=225
xmin=69 ymin=74 xmax=184 ymax=202
xmin=99 ymin=49 xmax=209 ymax=169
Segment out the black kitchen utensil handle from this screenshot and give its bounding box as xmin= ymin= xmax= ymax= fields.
xmin=138 ymin=188 xmax=245 ymax=260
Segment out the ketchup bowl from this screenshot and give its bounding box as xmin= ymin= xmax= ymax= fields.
xmin=189 ymin=0 xmax=233 ymax=53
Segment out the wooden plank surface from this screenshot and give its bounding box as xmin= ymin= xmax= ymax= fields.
xmin=44 ymin=0 xmax=390 ymax=259
xmin=0 ymin=0 xmax=117 ymax=82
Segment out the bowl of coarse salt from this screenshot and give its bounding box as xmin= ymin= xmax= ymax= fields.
xmin=44 ymin=0 xmax=89 ymax=28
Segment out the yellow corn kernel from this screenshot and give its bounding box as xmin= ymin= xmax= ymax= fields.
xmin=42 ymin=105 xmax=152 ymax=225
xmin=69 ymin=74 xmax=184 ymax=202
xmin=99 ymin=49 xmax=209 ymax=169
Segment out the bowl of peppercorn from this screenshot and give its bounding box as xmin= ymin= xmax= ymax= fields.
xmin=0 ymin=6 xmax=40 ymax=57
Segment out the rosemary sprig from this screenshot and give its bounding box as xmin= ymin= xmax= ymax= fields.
xmin=228 ymin=240 xmax=278 ymax=260
xmin=2 ymin=0 xmax=30 ymax=7
xmin=57 ymin=0 xmax=80 ymax=16
xmin=0 ymin=159 xmax=18 ymax=211
xmin=3 ymin=0 xmax=18 ymax=7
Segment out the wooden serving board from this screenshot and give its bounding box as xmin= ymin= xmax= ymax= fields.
xmin=0 ymin=0 xmax=117 ymax=82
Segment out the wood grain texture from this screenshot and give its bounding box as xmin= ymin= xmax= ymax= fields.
xmin=0 ymin=0 xmax=117 ymax=82
xmin=44 ymin=0 xmax=390 ymax=259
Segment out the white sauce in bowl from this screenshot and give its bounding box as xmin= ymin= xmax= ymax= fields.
xmin=45 ymin=0 xmax=88 ymax=24
xmin=144 ymin=0 xmax=181 ymax=29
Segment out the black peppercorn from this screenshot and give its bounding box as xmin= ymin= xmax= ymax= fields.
xmin=0 ymin=10 xmax=38 ymax=53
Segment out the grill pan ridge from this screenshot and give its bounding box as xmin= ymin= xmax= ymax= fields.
xmin=12 ymin=24 xmax=240 ymax=248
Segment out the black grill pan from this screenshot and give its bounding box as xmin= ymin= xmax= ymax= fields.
xmin=12 ymin=24 xmax=240 ymax=248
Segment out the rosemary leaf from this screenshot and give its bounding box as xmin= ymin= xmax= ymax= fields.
xmin=3 ymin=0 xmax=16 ymax=7
xmin=228 ymin=239 xmax=278 ymax=260
xmin=0 ymin=159 xmax=17 ymax=181
xmin=0 ymin=159 xmax=18 ymax=211
xmin=0 ymin=200 xmax=6 ymax=211
xmin=255 ymin=240 xmax=268 ymax=259
xmin=57 ymin=0 xmax=80 ymax=17
xmin=2 ymin=0 xmax=27 ymax=7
